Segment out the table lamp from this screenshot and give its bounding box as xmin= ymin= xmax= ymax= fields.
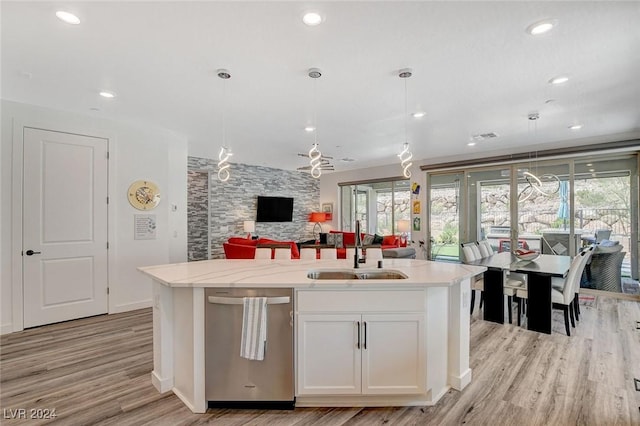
xmin=243 ymin=220 xmax=255 ymax=239
xmin=397 ymin=219 xmax=410 ymax=246
xmin=309 ymin=212 xmax=327 ymax=242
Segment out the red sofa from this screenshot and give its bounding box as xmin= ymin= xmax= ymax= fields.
xmin=224 ymin=237 xmax=300 ymax=259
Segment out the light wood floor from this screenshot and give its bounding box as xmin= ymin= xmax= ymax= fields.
xmin=1 ymin=295 xmax=639 ymax=425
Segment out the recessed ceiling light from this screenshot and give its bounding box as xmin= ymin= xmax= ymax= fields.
xmin=302 ymin=12 xmax=323 ymax=26
xmin=467 ymin=142 xmax=476 ymax=147
xmin=412 ymin=112 xmax=426 ymax=118
xmin=569 ymin=124 xmax=583 ymax=130
xmin=56 ymin=11 xmax=80 ymax=25
xmin=549 ymin=75 xmax=569 ymax=85
xmin=586 ymin=163 xmax=593 ymax=166
xmin=526 ymin=19 xmax=556 ymax=36
xmin=99 ymin=91 xmax=115 ymax=98
xmin=589 ymin=169 xmax=595 ymax=173
xmin=304 ymin=126 xmax=315 ymax=132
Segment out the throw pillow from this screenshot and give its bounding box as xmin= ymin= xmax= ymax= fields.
xmin=373 ymin=234 xmax=384 ymax=244
xmin=363 ymin=234 xmax=375 ymax=245
xmin=326 ymin=233 xmax=335 ymax=246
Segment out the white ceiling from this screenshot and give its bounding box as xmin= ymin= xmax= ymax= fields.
xmin=2 ymin=1 xmax=640 ymax=173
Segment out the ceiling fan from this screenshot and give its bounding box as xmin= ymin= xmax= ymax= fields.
xmin=296 ymin=153 xmax=335 ymax=172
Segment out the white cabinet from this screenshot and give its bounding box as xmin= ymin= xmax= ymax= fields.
xmin=296 ymin=290 xmax=426 ymax=396
xmin=297 ymin=314 xmax=361 ymax=395
xmin=361 ymin=314 xmax=425 ymax=394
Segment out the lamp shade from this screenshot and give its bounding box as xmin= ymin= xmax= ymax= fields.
xmin=309 ymin=212 xmax=327 ymax=223
xmin=243 ymin=220 xmax=255 ymax=233
xmin=397 ymin=219 xmax=410 ymax=233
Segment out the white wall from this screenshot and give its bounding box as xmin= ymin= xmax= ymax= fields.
xmin=1 ymin=100 xmax=188 ymax=334
xmin=319 ymin=163 xmax=428 ymax=259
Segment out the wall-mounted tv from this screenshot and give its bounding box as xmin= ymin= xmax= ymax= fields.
xmin=256 ymin=196 xmax=294 ymax=222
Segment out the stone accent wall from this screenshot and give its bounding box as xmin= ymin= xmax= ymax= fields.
xmin=187 ymin=170 xmax=209 ymax=261
xmin=188 ymin=156 xmax=320 ymax=259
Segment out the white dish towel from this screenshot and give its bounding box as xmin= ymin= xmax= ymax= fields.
xmin=240 ymin=297 xmax=268 ymax=361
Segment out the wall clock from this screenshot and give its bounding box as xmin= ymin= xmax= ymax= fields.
xmin=127 ymin=180 xmax=160 ymax=210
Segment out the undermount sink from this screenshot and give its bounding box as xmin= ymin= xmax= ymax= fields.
xmin=307 ymin=269 xmax=408 ymax=280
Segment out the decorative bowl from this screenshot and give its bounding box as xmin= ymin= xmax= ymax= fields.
xmin=513 ymin=250 xmax=540 ymax=262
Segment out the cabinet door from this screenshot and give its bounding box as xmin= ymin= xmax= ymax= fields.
xmin=361 ymin=313 xmax=426 ymax=394
xmin=297 ymin=314 xmax=361 ymax=395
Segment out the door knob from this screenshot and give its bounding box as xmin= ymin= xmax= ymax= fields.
xmin=25 ymin=250 xmax=41 ymax=256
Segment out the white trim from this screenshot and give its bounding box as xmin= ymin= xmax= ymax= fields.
xmin=1 ymin=323 xmax=14 ymax=335
xmin=448 ymin=368 xmax=472 ymax=390
xmin=172 ymin=386 xmax=206 ymax=414
xmin=151 ymin=370 xmax=173 ymax=394
xmin=295 ymin=394 xmax=435 ymax=407
xmin=111 ymin=299 xmax=152 ymax=314
xmin=11 ymin=118 xmax=25 ymax=332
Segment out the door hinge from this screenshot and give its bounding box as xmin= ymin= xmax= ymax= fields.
xmin=106 ymin=242 xmax=109 ymax=249
xmin=106 ymin=196 xmax=109 ymax=204
xmin=107 ymin=287 xmax=110 ymax=295
xmin=106 ymin=151 xmax=110 ymax=159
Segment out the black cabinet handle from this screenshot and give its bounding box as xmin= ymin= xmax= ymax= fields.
xmin=356 ymin=321 xmax=360 ymax=349
xmin=363 ymin=321 xmax=367 ymax=350
xmin=25 ymin=250 xmax=41 ymax=256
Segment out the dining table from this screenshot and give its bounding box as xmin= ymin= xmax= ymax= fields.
xmin=468 ymin=251 xmax=572 ymax=334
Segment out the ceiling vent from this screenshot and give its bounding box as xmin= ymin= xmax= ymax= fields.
xmin=471 ymin=132 xmax=499 ymax=141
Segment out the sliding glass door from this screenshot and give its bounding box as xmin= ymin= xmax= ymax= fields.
xmin=428 ymin=172 xmax=464 ymax=262
xmin=426 ymin=152 xmax=639 ymax=293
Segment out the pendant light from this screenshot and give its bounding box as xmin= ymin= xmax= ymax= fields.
xmin=217 ymin=69 xmax=233 ymax=182
xmin=398 ymin=68 xmax=413 ymax=178
xmin=308 ymin=68 xmax=323 ymax=179
xmin=518 ymin=112 xmax=560 ymax=201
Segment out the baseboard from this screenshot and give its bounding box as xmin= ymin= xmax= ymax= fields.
xmin=151 ymin=370 xmax=173 ymax=394
xmin=111 ymin=299 xmax=152 ymax=314
xmin=173 ymin=386 xmax=207 ymax=414
xmin=448 ymin=368 xmax=472 ymax=390
xmin=295 ymin=393 xmax=435 ymax=407
xmin=1 ymin=323 xmax=14 ymax=335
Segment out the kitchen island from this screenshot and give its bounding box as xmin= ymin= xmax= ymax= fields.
xmin=138 ymin=258 xmax=485 ymax=413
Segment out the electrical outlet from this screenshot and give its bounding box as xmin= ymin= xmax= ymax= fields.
xmin=462 ymin=290 xmax=469 ymax=308
xmin=154 ymin=294 xmax=160 ymax=309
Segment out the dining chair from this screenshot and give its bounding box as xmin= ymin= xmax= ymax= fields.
xmin=254 ymin=247 xmax=272 ymax=259
xmin=460 ymin=242 xmax=484 ymax=315
xmin=300 ymin=247 xmax=317 ymax=260
xmin=550 ymin=250 xmax=589 ymax=336
xmin=366 ymin=247 xmax=383 ymax=260
xmin=320 ymin=248 xmax=337 ymax=260
xmin=477 ymin=239 xmax=494 ymax=258
xmin=551 ymin=245 xmax=593 ymax=321
xmin=274 ymin=248 xmax=292 ymax=260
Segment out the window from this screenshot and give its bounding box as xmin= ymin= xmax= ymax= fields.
xmin=340 ymin=179 xmax=410 ymax=236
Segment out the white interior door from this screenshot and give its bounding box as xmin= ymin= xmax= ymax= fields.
xmin=23 ymin=128 xmax=108 ymax=328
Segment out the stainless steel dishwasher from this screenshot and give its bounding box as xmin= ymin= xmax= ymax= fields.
xmin=204 ymin=287 xmax=294 ymax=408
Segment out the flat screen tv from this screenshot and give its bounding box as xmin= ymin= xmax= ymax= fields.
xmin=256 ymin=196 xmax=294 ymax=222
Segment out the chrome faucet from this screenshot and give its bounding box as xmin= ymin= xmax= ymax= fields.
xmin=354 ymin=220 xmax=366 ymax=268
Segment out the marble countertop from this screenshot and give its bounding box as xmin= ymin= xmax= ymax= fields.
xmin=138 ymin=258 xmax=486 ymax=289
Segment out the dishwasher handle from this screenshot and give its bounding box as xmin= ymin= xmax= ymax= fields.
xmin=207 ymin=296 xmax=291 ymax=305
